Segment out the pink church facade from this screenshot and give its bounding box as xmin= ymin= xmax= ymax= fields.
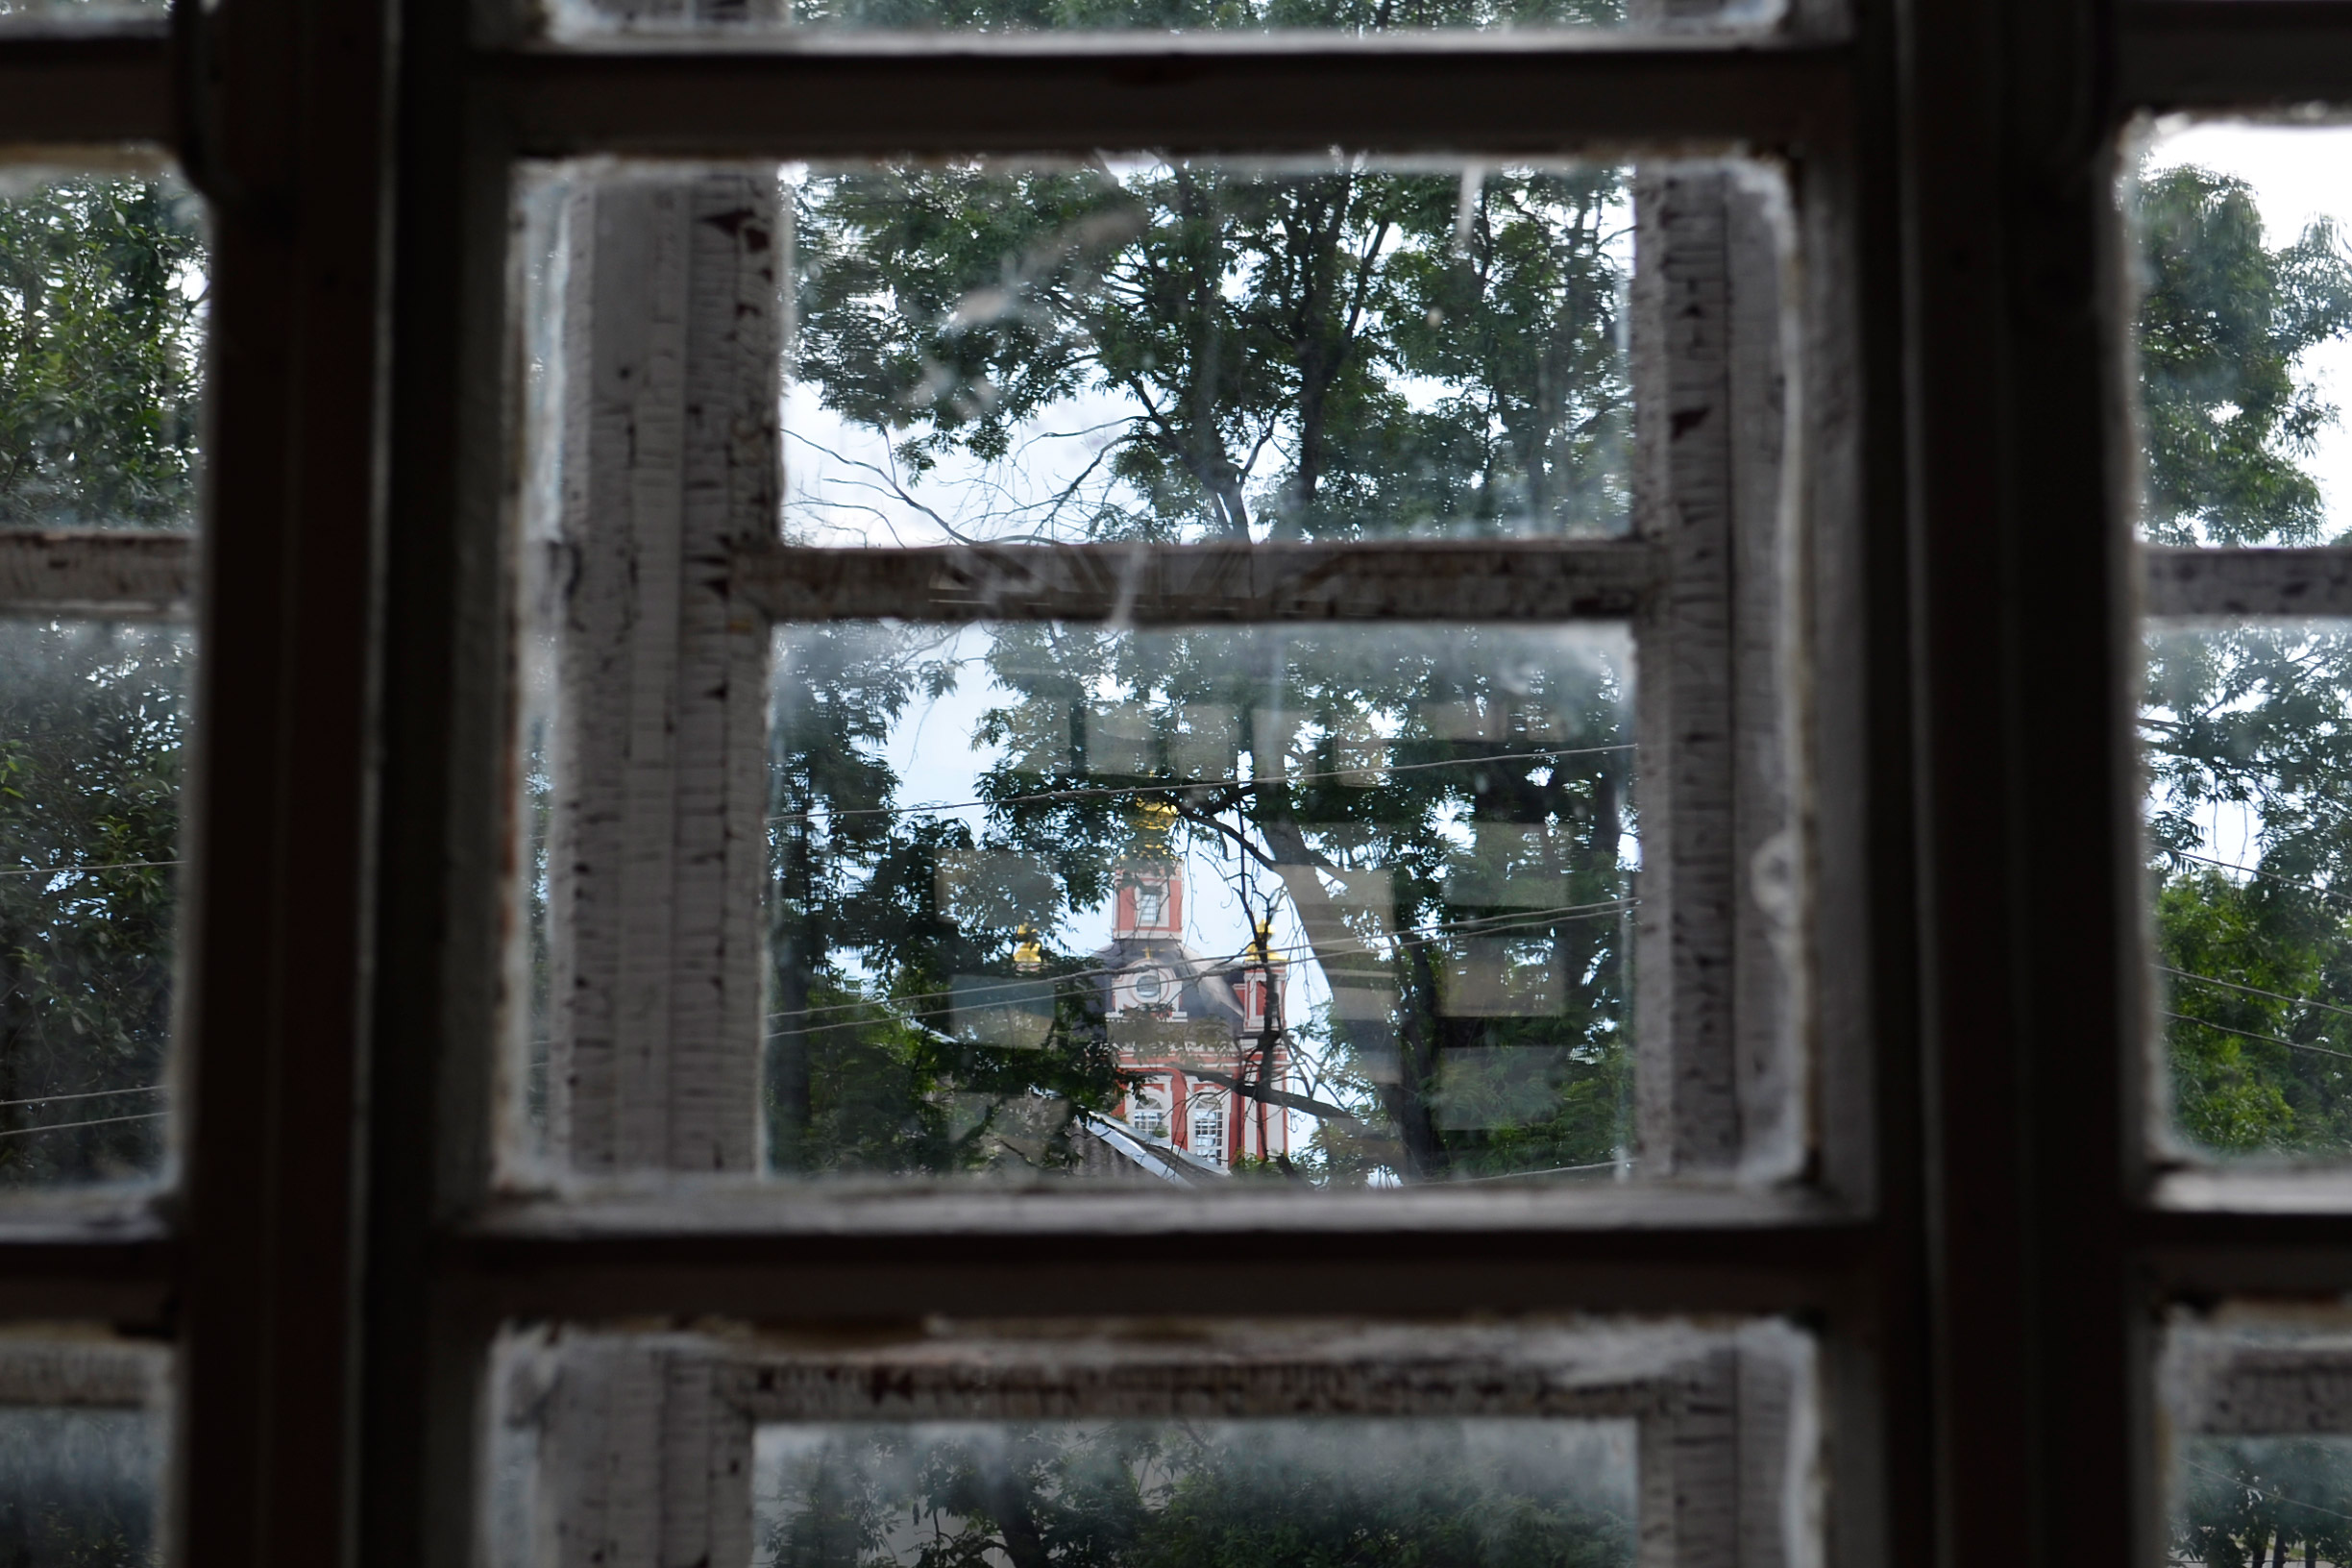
xmin=1090 ymin=852 xmax=1291 ymax=1171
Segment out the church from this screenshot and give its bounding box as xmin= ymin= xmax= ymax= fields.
xmin=1083 ymin=805 xmax=1291 ymax=1174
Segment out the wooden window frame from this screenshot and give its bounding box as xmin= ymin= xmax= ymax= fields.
xmin=5 ymin=2 xmax=2352 ymax=1567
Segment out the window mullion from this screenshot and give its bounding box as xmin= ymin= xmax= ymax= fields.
xmin=542 ymin=171 xmax=779 ymax=1174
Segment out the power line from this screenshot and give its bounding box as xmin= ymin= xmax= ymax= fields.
xmin=769 ymin=743 xmax=1636 ymax=825
xmin=2161 ymin=967 xmax=2352 ymax=1027
xmin=2160 ymin=1009 xmax=2352 ymax=1065
xmin=768 ymin=895 xmax=1635 ymax=1025
xmin=0 ymin=858 xmax=181 ymax=880
xmin=1450 ymin=1158 xmax=1626 ymax=1184
xmin=767 ymin=898 xmax=1637 ymax=1041
xmin=0 ymin=1110 xmax=165 ymax=1140
xmin=0 ymin=1084 xmax=162 ymax=1110
xmin=2183 ymin=1457 xmax=2352 ymax=1527
xmin=2165 ymin=849 xmax=2352 ymax=913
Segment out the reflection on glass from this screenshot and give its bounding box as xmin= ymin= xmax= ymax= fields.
xmin=770 ymin=621 xmax=1635 ymax=1186
xmin=755 ymin=1419 xmax=1637 ymax=1568
xmin=0 ymin=170 xmax=206 ymax=531
xmin=2144 ymin=622 xmax=2352 ymax=1162
xmin=2174 ymin=1435 xmax=2352 ymax=1568
xmin=0 ymin=619 xmax=186 ymax=1189
xmin=0 ymin=1406 xmax=159 ymax=1568
xmin=2128 ymin=124 xmax=2352 ymax=548
xmin=782 ymin=159 xmax=1629 ymax=546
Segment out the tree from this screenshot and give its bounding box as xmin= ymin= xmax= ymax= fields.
xmin=769 ymin=159 xmax=1636 ymax=1184
xmin=2174 ymin=1438 xmax=2352 ymax=1568
xmin=0 ymin=174 xmax=204 ymax=531
xmin=0 ymin=174 xmax=202 ymax=1189
xmin=2136 ymin=161 xmax=2352 ymax=1160
xmin=762 ymin=1420 xmax=1636 ymax=1568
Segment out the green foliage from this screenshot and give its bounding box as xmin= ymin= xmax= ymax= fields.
xmin=769 ymin=624 xmax=1139 ymax=1178
xmin=769 ymin=619 xmax=1633 ymax=1185
xmin=792 ymin=161 xmax=1628 ymax=543
xmin=0 ymin=176 xmax=204 ymax=530
xmin=2136 ymin=164 xmax=2352 ymax=1160
xmin=763 ymin=1421 xmax=1636 ymax=1568
xmin=0 ymin=622 xmax=184 ymax=1187
xmin=777 ymin=161 xmax=1636 ymax=1184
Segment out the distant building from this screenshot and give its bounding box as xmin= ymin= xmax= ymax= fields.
xmin=1087 ymin=806 xmax=1289 ymax=1172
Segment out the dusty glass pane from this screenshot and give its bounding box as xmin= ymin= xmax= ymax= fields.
xmin=767 ymin=620 xmax=1634 ymax=1186
xmin=0 ymin=167 xmax=206 ymax=531
xmin=2126 ymin=123 xmax=2352 ymax=548
xmin=0 ymin=1405 xmax=159 ymax=1568
xmin=772 ymin=158 xmax=1629 ymax=546
xmin=544 ymin=0 xmax=1770 ymax=41
xmin=2172 ymin=1434 xmax=2352 ymax=1568
xmin=0 ymin=619 xmax=187 ymax=1190
xmin=2144 ymin=621 xmax=2352 ymax=1163
xmin=755 ymin=1419 xmax=1637 ymax=1568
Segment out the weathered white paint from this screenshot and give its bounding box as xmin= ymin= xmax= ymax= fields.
xmin=545 ymin=173 xmax=778 ymax=1177
xmin=533 ymin=169 xmax=779 ymax=1568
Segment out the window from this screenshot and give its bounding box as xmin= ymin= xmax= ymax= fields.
xmin=10 ymin=0 xmax=2352 ymax=1564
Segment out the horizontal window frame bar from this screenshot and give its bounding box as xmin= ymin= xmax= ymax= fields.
xmin=2144 ymin=544 xmax=2352 ymax=620
xmin=0 ymin=1237 xmax=178 ymax=1325
xmin=435 ymin=1218 xmax=1873 ymax=1321
xmin=2119 ymin=1 xmax=2352 ymax=110
xmin=736 ymin=538 xmax=1663 ymax=622
xmin=0 ymin=30 xmax=174 ymax=144
xmin=0 ymin=528 xmax=194 ymax=617
xmin=484 ymin=39 xmax=1850 ymax=156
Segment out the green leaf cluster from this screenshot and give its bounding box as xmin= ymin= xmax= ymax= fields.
xmin=0 ymin=175 xmax=204 ymax=530
xmin=792 ymin=161 xmax=1627 ymax=543
xmin=0 ymin=621 xmax=184 ymax=1187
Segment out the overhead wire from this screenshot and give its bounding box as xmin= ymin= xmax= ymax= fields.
xmin=766 ymin=896 xmax=1638 ymax=1040
xmin=768 ymin=742 xmax=1636 ymax=825
xmin=0 ymin=1110 xmax=166 ymax=1139
xmin=0 ymin=1084 xmax=163 ymax=1110
xmin=0 ymin=858 xmax=181 ymax=879
xmin=2182 ymin=1458 xmax=2352 ymax=1528
xmin=2159 ymin=1009 xmax=2352 ymax=1065
xmin=2160 ymin=966 xmax=2352 ymax=1027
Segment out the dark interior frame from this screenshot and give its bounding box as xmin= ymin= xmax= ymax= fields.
xmin=3 ymin=0 xmax=2348 ymax=1565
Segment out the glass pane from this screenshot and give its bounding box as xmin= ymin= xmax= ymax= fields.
xmin=0 ymin=166 xmax=207 ymax=531
xmin=489 ymin=1320 xmax=1812 ymax=1568
xmin=2173 ymin=1433 xmax=2352 ymax=1568
xmin=2127 ymin=123 xmax=2352 ymax=548
xmin=755 ymin=1419 xmax=1637 ymax=1568
xmin=544 ymin=0 xmax=1770 ymax=43
xmin=2162 ymin=1319 xmax=2352 ymax=1568
xmin=0 ymin=1406 xmax=159 ymax=1567
xmin=763 ymin=620 xmax=1634 ymax=1186
xmin=0 ymin=618 xmax=188 ymax=1190
xmin=781 ymin=159 xmax=1629 ymax=544
xmin=2144 ymin=620 xmax=2352 ymax=1163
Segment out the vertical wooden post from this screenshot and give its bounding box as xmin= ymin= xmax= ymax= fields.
xmin=529 ymin=170 xmax=780 ymax=1567
xmin=1630 ymin=164 xmax=1794 ymax=1177
xmin=546 ymin=172 xmax=778 ymax=1176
